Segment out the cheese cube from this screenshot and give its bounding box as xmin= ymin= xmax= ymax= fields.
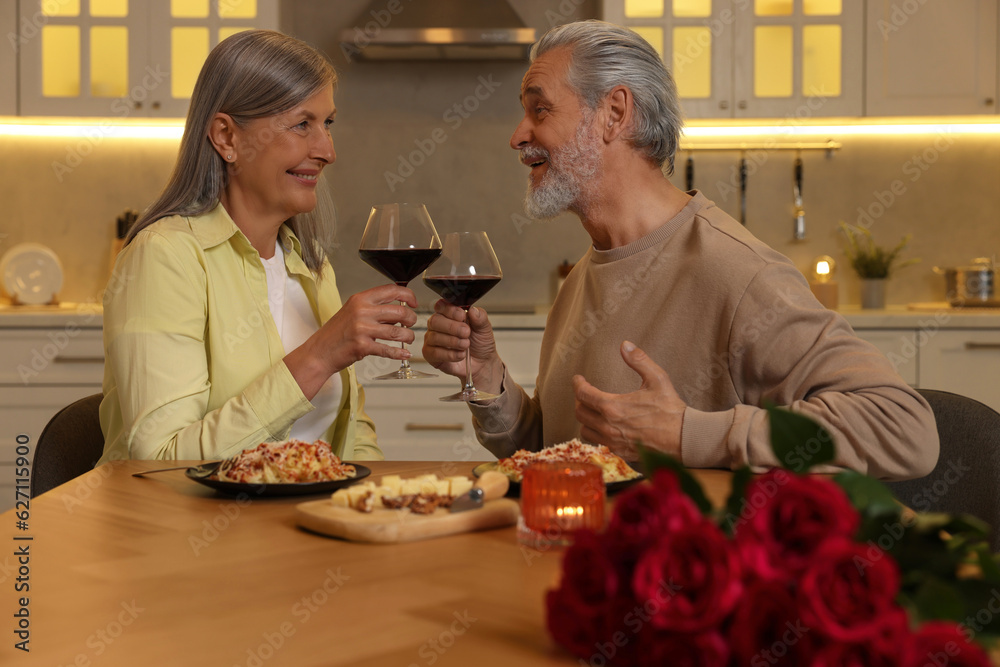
xmin=347 ymin=485 xmax=372 ymax=508
xmin=447 ymin=477 xmax=473 ymax=497
xmin=380 ymin=475 xmax=402 ymax=495
xmin=433 ymin=480 xmax=450 ymax=496
xmin=330 ymin=489 xmax=351 ymax=507
xmin=400 ymin=479 xmax=422 ymax=495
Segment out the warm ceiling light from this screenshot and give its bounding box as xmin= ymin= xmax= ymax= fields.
xmin=683 ymin=117 xmax=1000 ymax=138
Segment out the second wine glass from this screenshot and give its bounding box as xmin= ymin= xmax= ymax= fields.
xmin=423 ymin=231 xmax=503 ymax=402
xmin=359 ymin=203 xmax=441 ymax=380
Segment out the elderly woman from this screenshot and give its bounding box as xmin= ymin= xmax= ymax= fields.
xmin=98 ymin=30 xmax=413 ymax=462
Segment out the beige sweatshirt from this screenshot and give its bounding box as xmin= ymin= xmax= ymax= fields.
xmin=471 ymin=192 xmax=938 ymax=481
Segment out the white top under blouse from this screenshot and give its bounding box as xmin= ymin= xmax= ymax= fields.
xmin=260 ymin=240 xmax=343 ymax=442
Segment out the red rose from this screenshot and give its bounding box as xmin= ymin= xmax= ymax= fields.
xmin=547 ymin=590 xmax=641 ymax=666
xmin=734 ymin=470 xmax=859 ymax=582
xmin=555 ymin=529 xmax=620 ymax=611
xmin=798 ymin=537 xmax=900 ymax=643
xmin=902 ymin=621 xmax=991 ymax=667
xmin=729 ymin=579 xmax=816 ymax=666
xmin=545 ymin=588 xmax=605 ymax=661
xmin=638 ymin=629 xmax=729 ymax=667
xmin=605 ymin=470 xmax=701 ymax=568
xmin=810 ymin=608 xmax=909 ymax=667
xmin=546 ymin=531 xmax=626 ymax=662
xmin=631 ymin=517 xmax=742 ymax=633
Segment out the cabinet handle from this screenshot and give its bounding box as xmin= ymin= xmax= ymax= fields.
xmin=405 ymin=423 xmax=465 ymax=432
xmin=964 ymin=342 xmax=1000 ymax=350
xmin=54 ymin=356 xmax=104 ymax=364
xmin=738 ymin=100 xmax=748 ymax=109
xmin=719 ymin=100 xmax=730 ymax=110
xmin=985 ymin=98 xmax=995 ymax=106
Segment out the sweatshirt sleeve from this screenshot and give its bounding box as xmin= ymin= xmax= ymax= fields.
xmin=680 ymin=261 xmax=939 ymax=481
xmin=468 ymin=364 xmax=544 ymax=458
xmin=105 ymin=231 xmax=314 ymax=460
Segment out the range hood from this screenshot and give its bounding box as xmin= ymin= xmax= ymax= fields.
xmin=340 ymin=0 xmax=537 ymax=61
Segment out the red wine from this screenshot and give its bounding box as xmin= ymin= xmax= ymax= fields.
xmin=359 ymin=248 xmax=442 ymax=286
xmin=423 ymin=275 xmax=501 ymax=308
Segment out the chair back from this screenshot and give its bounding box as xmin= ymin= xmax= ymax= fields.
xmin=30 ymin=393 xmax=106 ymax=498
xmin=887 ymin=388 xmax=1000 ymax=551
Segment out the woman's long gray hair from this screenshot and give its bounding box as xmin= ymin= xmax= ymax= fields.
xmin=533 ymin=20 xmax=682 ymax=175
xmin=126 ymin=29 xmax=337 ymax=273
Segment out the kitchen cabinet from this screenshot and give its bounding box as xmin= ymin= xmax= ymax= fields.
xmin=18 ymin=0 xmax=279 ymax=117
xmin=355 ymin=326 xmax=544 ymax=461
xmin=0 ymin=3 xmax=15 ymax=115
xmin=918 ymin=330 xmax=1000 ymax=411
xmin=601 ymin=0 xmax=863 ymax=118
xmin=0 ymin=322 xmax=104 ymax=513
xmin=851 ymin=315 xmax=1000 ymax=414
xmin=865 ymin=0 xmax=998 ymax=116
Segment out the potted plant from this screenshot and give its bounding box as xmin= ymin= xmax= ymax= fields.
xmin=839 ymin=222 xmax=920 ymax=308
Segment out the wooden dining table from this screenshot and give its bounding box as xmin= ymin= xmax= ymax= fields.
xmin=0 ymin=460 xmax=736 ymax=667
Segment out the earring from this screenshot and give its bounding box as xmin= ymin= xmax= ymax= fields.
xmin=226 ymin=154 xmax=233 ymax=161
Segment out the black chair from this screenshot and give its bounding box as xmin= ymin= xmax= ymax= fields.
xmin=887 ymin=388 xmax=1000 ymax=551
xmin=30 ymin=393 xmax=106 ymax=498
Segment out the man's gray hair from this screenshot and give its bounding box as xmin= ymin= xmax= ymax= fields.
xmin=532 ymin=20 xmax=682 ymax=174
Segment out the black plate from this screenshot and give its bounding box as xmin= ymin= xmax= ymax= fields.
xmin=472 ymin=462 xmax=643 ymax=498
xmin=184 ymin=462 xmax=371 ymax=497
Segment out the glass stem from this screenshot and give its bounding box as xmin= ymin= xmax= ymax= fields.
xmin=463 ymin=347 xmax=474 ymax=393
xmin=462 ymin=307 xmax=474 ymax=393
xmin=397 ymin=298 xmax=411 ymax=370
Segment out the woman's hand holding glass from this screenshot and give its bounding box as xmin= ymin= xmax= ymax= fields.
xmin=284 ymin=283 xmax=417 ymax=400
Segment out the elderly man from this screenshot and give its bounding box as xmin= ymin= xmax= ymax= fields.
xmin=422 ymin=20 xmax=938 ymax=480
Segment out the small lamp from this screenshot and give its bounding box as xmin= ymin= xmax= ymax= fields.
xmin=810 ymin=255 xmax=839 ymax=310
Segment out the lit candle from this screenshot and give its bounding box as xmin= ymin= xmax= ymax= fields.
xmin=517 ymin=462 xmax=605 ymax=548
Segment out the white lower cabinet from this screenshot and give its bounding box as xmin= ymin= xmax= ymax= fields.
xmin=854 ymin=326 xmax=1000 ymax=413
xmin=918 ymin=330 xmax=1000 ymax=412
xmin=356 ymin=327 xmax=543 ymax=461
xmin=0 ymin=326 xmax=104 ymax=512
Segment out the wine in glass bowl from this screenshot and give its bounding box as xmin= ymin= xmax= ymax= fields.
xmin=358 ymin=247 xmax=443 ymax=287
xmin=359 ymin=203 xmax=442 ymax=380
xmin=423 ymin=232 xmax=503 ymax=402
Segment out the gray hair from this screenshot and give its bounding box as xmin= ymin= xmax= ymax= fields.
xmin=533 ymin=20 xmax=682 ymax=174
xmin=127 ymin=29 xmax=338 ymax=273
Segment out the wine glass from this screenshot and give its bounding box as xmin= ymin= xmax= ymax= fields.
xmin=359 ymin=203 xmax=442 ymax=380
xmin=423 ymin=231 xmax=503 ymax=402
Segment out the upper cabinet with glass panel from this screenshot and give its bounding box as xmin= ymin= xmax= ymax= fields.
xmin=18 ymin=0 xmax=279 ymax=117
xmin=602 ymin=0 xmax=863 ymax=119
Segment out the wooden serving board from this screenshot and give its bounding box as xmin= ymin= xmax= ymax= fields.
xmin=295 ymin=498 xmax=520 ymax=544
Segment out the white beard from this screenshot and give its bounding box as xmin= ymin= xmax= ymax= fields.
xmin=522 ymin=115 xmax=602 ymax=220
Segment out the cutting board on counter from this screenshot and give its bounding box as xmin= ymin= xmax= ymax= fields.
xmin=295 ymin=498 xmax=520 ymax=543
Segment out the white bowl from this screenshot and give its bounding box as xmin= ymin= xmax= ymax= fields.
xmin=0 ymin=242 xmax=64 ymax=305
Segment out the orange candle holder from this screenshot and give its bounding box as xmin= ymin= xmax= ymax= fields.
xmin=517 ymin=462 xmax=606 ymax=548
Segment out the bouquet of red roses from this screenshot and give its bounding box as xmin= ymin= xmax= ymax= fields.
xmin=545 ymin=405 xmax=999 ymax=667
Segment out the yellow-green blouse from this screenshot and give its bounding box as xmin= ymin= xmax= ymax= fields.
xmin=98 ymin=203 xmax=381 ymax=463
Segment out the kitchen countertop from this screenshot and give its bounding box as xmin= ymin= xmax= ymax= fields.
xmin=3 ymin=303 xmax=1000 ymax=330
